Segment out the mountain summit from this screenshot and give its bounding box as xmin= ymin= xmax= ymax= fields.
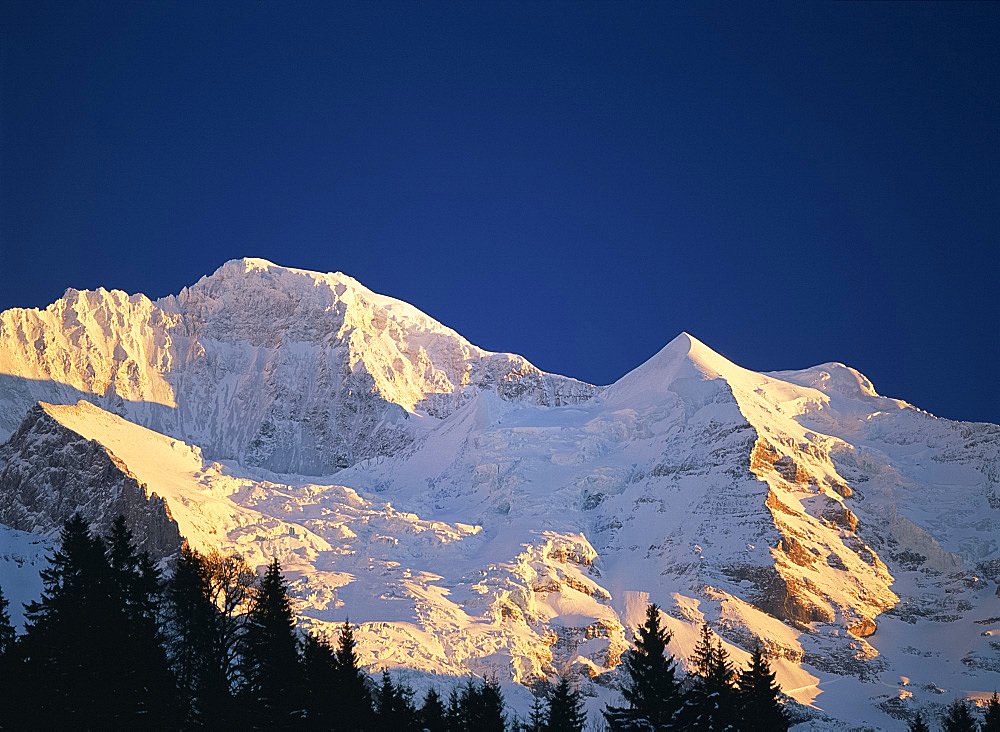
xmin=1 ymin=260 xmax=998 ymax=729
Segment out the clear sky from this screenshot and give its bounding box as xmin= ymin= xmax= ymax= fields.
xmin=2 ymin=2 xmax=998 ymax=423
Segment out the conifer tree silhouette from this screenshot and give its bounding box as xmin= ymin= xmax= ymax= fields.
xmin=685 ymin=623 xmax=738 ymax=730
xmin=457 ymin=678 xmax=506 ymax=732
xmin=104 ymin=516 xmax=180 ymax=726
xmin=374 ymin=668 xmax=418 ymax=730
xmin=735 ymin=643 xmax=788 ymax=731
xmin=544 ymin=674 xmax=586 ymax=731
xmin=241 ymin=557 xmax=304 ymax=726
xmin=907 ymin=710 xmax=930 ymax=732
xmin=332 ymin=618 xmax=375 ymax=730
xmin=524 ymin=693 xmax=546 ymax=732
xmin=302 ymin=631 xmax=340 ymax=728
xmin=419 ymin=687 xmax=447 ymax=732
xmin=19 ymin=514 xmax=118 ymax=727
xmin=0 ymin=584 xmax=15 ymax=727
xmin=983 ymin=692 xmax=1000 ymax=732
xmin=0 ymin=584 xmax=13 ymax=656
xmin=942 ymin=698 xmax=977 ymax=732
xmin=446 ymin=686 xmax=463 ymax=731
xmin=603 ymin=603 xmax=683 ymax=729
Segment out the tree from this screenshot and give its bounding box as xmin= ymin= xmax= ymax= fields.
xmin=204 ymin=547 xmax=256 ymax=686
xmin=479 ymin=678 xmax=508 ymax=732
xmin=166 ymin=542 xmax=231 ymax=725
xmin=240 ymin=557 xmax=303 ymax=725
xmin=942 ymin=699 xmax=977 ymax=732
xmin=104 ymin=516 xmax=180 ymax=726
xmin=685 ymin=623 xmax=738 ymax=730
xmin=446 ymin=687 xmax=463 ymax=731
xmin=374 ymin=668 xmax=417 ymax=730
xmin=907 ymin=710 xmax=930 ymax=732
xmin=523 ymin=693 xmax=546 ymax=732
xmin=735 ymin=643 xmax=788 ymax=731
xmin=604 ymin=603 xmax=684 ymax=729
xmin=0 ymin=584 xmax=14 ymax=656
xmin=0 ymin=584 xmax=16 ymax=727
xmin=420 ymin=688 xmax=448 ymax=732
xmin=983 ymin=693 xmax=1000 ymax=732
xmin=332 ymin=619 xmax=375 ymax=730
xmin=302 ymin=631 xmax=340 ymax=728
xmin=458 ymin=678 xmax=506 ymax=732
xmin=544 ymin=675 xmax=586 ymax=732
xmin=17 ymin=514 xmax=120 ymax=727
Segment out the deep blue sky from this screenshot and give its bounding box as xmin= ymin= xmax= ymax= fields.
xmin=2 ymin=2 xmax=998 ymax=423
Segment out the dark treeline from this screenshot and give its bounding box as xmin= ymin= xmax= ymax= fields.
xmin=0 ymin=514 xmax=890 ymax=731
xmin=0 ymin=515 xmax=537 ymax=730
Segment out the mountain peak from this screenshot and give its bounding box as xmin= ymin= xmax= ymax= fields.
xmin=205 ymin=257 xmax=355 ymax=289
xmin=602 ymin=332 xmax=744 ymax=405
xmin=232 ymin=256 xmax=279 ymax=271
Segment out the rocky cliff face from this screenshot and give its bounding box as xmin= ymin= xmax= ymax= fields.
xmin=0 ymin=404 xmax=182 ymax=559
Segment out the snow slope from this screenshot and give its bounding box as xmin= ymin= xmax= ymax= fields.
xmin=2 ymin=263 xmax=999 ymax=729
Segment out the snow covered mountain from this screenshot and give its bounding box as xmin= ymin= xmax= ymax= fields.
xmin=0 ymin=258 xmax=593 ymax=474
xmin=1 ymin=259 xmax=998 ymax=729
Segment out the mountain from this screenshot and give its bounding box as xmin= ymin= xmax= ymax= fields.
xmin=1 ymin=259 xmax=999 ymax=729
xmin=0 ymin=258 xmax=594 ymax=474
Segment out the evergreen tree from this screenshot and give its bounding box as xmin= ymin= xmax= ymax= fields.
xmin=241 ymin=557 xmax=304 ymax=726
xmin=0 ymin=584 xmax=14 ymax=656
xmin=983 ymin=693 xmax=1000 ymax=732
xmin=735 ymin=643 xmax=788 ymax=731
xmin=603 ymin=603 xmax=684 ymax=730
xmin=104 ymin=516 xmax=180 ymax=726
xmin=458 ymin=678 xmax=506 ymax=732
xmin=302 ymin=631 xmax=340 ymax=728
xmin=0 ymin=584 xmax=15 ymax=727
xmin=332 ymin=619 xmax=375 ymax=730
xmin=446 ymin=687 xmax=463 ymax=732
xmin=685 ymin=623 xmax=738 ymax=730
xmin=942 ymin=699 xmax=977 ymax=732
xmin=166 ymin=542 xmax=231 ymax=725
xmin=17 ymin=514 xmax=119 ymax=727
xmin=478 ymin=678 xmax=507 ymax=732
xmin=544 ymin=675 xmax=586 ymax=732
xmin=907 ymin=710 xmax=930 ymax=732
xmin=374 ymin=668 xmax=417 ymax=730
xmin=420 ymin=688 xmax=448 ymax=732
xmin=523 ymin=693 xmax=546 ymax=732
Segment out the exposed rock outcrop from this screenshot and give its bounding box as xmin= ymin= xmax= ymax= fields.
xmin=0 ymin=404 xmax=182 ymax=559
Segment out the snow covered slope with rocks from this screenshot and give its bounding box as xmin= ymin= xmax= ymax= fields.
xmin=1 ymin=261 xmax=999 ymax=729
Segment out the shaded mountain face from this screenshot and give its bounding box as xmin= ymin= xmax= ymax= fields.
xmin=0 ymin=403 xmax=182 ymax=559
xmin=1 ymin=260 xmax=999 ymax=729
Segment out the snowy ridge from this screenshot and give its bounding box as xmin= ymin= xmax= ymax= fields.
xmin=1 ymin=263 xmax=999 ymax=728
